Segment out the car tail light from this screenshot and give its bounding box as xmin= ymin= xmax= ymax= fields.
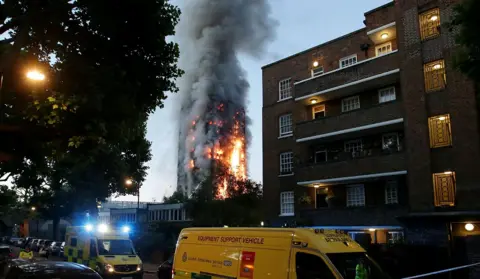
xmin=8 ymin=253 xmax=14 ymax=258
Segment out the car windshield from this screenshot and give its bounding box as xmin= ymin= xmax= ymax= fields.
xmin=97 ymin=239 xmax=135 ymax=256
xmin=327 ymin=252 xmax=392 ymax=279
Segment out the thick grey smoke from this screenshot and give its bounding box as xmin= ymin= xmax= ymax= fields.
xmin=176 ymin=0 xmax=278 ymax=195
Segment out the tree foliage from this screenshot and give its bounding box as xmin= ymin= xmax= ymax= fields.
xmin=0 ymin=185 xmax=18 ymax=214
xmin=0 ymin=0 xmax=183 ymax=232
xmin=184 ymin=169 xmax=264 ymax=227
xmin=450 ymin=0 xmax=480 ymax=84
xmin=163 ymin=189 xmax=188 ymax=204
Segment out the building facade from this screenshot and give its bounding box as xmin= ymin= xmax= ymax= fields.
xmin=262 ymin=0 xmax=480 ymax=247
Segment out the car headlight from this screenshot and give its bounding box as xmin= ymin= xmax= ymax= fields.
xmin=137 ymin=264 xmax=142 ymax=271
xmin=104 ymin=264 xmax=114 ymax=273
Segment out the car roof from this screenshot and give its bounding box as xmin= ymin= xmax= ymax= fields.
xmin=17 ymin=261 xmax=97 ymax=272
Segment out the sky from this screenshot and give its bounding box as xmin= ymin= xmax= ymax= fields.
xmin=116 ymin=0 xmax=391 ymax=202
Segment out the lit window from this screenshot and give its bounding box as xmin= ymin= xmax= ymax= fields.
xmin=376 ymin=42 xmax=392 ymax=56
xmin=311 ymin=66 xmax=324 ymax=77
xmin=279 ymin=114 xmax=293 ymax=137
xmin=433 ymin=172 xmax=456 ymax=207
xmin=345 ymin=139 xmax=363 ymax=153
xmin=346 ymin=184 xmax=365 ymax=207
xmin=279 ymin=152 xmax=293 ymax=174
xmin=428 ymin=114 xmax=452 ymax=148
xmin=280 ymin=191 xmax=294 ymax=216
xmin=382 ymin=133 xmax=399 ymax=151
xmin=419 ymin=8 xmax=441 ymax=41
xmin=378 ymin=87 xmax=396 ymax=103
xmin=312 ymin=104 xmax=325 ymax=119
xmin=314 ymin=150 xmax=327 ymax=163
xmin=385 ymin=180 xmax=399 ymax=204
xmin=388 ymin=232 xmax=404 ymax=244
xmin=424 ymin=60 xmax=446 ymax=92
xmin=278 ymin=78 xmax=292 ymax=100
xmin=339 ymin=54 xmax=358 ymax=68
xmin=341 ymin=96 xmax=360 ymax=112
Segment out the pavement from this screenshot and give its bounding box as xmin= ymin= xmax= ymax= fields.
xmin=8 ymin=245 xmax=158 ymax=277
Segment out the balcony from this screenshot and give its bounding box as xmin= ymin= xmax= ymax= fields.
xmin=294 ymin=51 xmax=400 ymax=103
xmin=295 ymin=150 xmax=406 ymax=185
xmin=299 ymin=206 xmax=408 ymax=226
xmin=295 ymin=101 xmax=404 ymax=142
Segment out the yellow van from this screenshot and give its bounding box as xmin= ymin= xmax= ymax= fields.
xmin=64 ymin=225 xmax=143 ymax=279
xmin=172 ymin=227 xmax=391 ymax=279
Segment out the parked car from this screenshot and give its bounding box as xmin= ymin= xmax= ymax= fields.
xmin=29 ymin=239 xmax=39 ymax=251
xmin=47 ymin=242 xmax=62 ymax=257
xmin=0 ymin=246 xmax=14 ymax=275
xmin=3 ymin=260 xmax=102 ymax=279
xmin=35 ymin=240 xmax=46 ymax=252
xmin=60 ymin=242 xmax=65 ymax=256
xmin=157 ymin=257 xmax=173 ymax=279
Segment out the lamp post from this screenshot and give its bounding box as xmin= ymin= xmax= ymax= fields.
xmin=125 ymin=178 xmax=140 ymax=209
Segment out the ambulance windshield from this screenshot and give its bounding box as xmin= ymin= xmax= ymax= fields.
xmin=327 ymin=252 xmax=391 ymax=279
xmin=97 ymin=239 xmax=136 ymax=256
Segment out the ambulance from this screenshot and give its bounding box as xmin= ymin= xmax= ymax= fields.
xmin=64 ymin=224 xmax=143 ymax=279
xmin=172 ymin=227 xmax=391 ymax=279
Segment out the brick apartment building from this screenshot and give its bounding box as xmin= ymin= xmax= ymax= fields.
xmin=262 ymin=0 xmax=480 ymax=251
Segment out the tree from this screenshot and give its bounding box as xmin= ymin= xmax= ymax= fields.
xmin=163 ymin=189 xmax=188 ymax=204
xmin=185 ymin=167 xmax=264 ymax=227
xmin=0 ymin=0 xmax=183 ymax=238
xmin=0 ymin=185 xmax=18 ymax=215
xmin=450 ymin=0 xmax=480 ymax=87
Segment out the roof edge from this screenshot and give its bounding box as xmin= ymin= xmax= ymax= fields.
xmin=261 ymin=27 xmax=366 ymax=70
xmin=364 ymin=1 xmax=395 ymax=16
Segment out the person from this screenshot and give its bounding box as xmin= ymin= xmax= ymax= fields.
xmin=355 ymin=258 xmax=369 ymax=279
xmin=18 ymin=247 xmax=34 ymax=260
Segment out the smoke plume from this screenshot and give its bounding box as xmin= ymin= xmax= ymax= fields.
xmin=176 ymin=0 xmax=278 ymax=196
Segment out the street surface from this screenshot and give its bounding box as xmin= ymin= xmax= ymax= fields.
xmin=8 ymin=246 xmax=158 ymax=279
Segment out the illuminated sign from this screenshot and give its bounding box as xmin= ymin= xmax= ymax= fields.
xmin=197 ymin=236 xmax=265 ymax=245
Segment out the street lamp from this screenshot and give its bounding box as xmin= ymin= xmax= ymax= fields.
xmin=125 ymin=178 xmax=140 ymax=209
xmin=31 ymin=206 xmax=36 ymax=211
xmin=26 ymin=70 xmax=46 ymax=81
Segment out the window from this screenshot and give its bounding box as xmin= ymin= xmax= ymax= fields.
xmin=70 ymin=238 xmax=77 ymax=247
xmin=376 ymin=42 xmax=392 ymax=56
xmin=378 ymin=87 xmax=396 ymax=103
xmin=296 ymin=252 xmax=336 ymax=279
xmin=312 ymin=104 xmax=325 ymax=119
xmin=433 ymin=172 xmax=456 ymax=207
xmin=424 ymin=60 xmax=446 ymax=92
xmin=388 ymin=232 xmax=404 ymax=244
xmin=385 ymin=180 xmax=399 ymax=204
xmin=346 ymin=184 xmax=365 ymax=207
xmin=280 ymin=191 xmax=294 ymax=216
xmin=345 ymin=139 xmax=363 ymax=153
xmin=428 ymin=114 xmax=452 ymax=148
xmin=419 ymin=8 xmax=441 ymax=41
xmin=382 ymin=133 xmax=399 ymax=150
xmin=341 ymin=96 xmax=360 ymax=112
xmin=279 ymin=78 xmax=292 ymax=100
xmin=339 ymin=54 xmax=357 ymax=68
xmin=279 ymin=152 xmax=293 ymax=174
xmin=314 ymin=150 xmax=327 ymax=163
xmin=311 ymin=66 xmax=324 ymax=77
xmin=348 ymin=232 xmax=369 ymax=242
xmin=279 ymin=114 xmax=293 ymax=137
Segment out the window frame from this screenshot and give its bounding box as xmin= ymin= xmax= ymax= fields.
xmin=278 ymin=78 xmax=292 ymax=101
xmin=279 ymin=113 xmax=293 ymax=137
xmin=344 ymin=139 xmax=363 ymax=153
xmin=311 ymin=66 xmax=324 ymax=77
xmin=419 ymin=8 xmax=441 ymax=41
xmin=428 ymin=114 xmax=453 ymax=148
xmin=339 ymin=54 xmax=358 ymax=69
xmin=424 ymin=59 xmax=446 ymax=92
xmin=378 ymin=86 xmax=396 ymax=103
xmin=385 ymin=180 xmax=399 ymax=205
xmin=388 ymin=231 xmax=404 ymax=244
xmin=346 ymin=184 xmax=366 ymax=207
xmin=312 ymin=104 xmax=326 ymax=119
xmin=375 ymin=42 xmax=393 ymax=57
xmin=314 ymin=149 xmax=328 ymax=163
xmin=280 ymin=191 xmax=294 ymax=216
xmin=341 ymin=95 xmax=361 ymax=112
xmin=433 ymin=172 xmax=456 ymax=207
xmin=279 ymin=151 xmax=294 ymax=174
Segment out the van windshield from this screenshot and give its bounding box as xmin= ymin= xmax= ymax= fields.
xmin=97 ymin=239 xmax=136 ymax=256
xmin=327 ymin=252 xmax=391 ymax=279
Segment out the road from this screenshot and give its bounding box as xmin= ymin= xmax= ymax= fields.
xmin=8 ymin=245 xmax=158 ymax=279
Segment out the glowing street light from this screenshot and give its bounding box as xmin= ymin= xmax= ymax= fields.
xmin=31 ymin=206 xmax=36 ymax=211
xmin=125 ymin=178 xmax=133 ymax=186
xmin=26 ymin=70 xmax=46 ymax=81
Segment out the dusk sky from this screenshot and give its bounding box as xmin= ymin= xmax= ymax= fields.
xmin=116 ymin=0 xmax=391 ymax=202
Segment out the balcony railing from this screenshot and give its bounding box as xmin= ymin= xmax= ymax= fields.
xmin=295 ymin=101 xmax=403 ymax=141
xmin=294 ymin=51 xmax=400 ymax=100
